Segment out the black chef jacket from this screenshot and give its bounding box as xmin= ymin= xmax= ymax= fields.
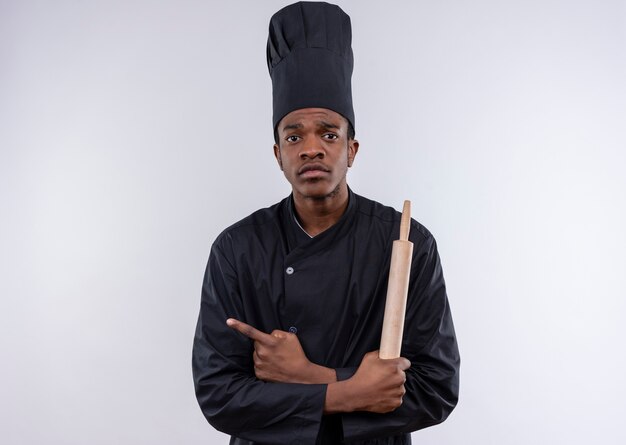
xmin=193 ymin=189 xmax=460 ymax=445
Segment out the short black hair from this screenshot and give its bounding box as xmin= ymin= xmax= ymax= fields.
xmin=274 ymin=120 xmax=356 ymax=145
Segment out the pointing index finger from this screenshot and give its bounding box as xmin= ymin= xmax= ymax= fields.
xmin=226 ymin=318 xmax=275 ymax=344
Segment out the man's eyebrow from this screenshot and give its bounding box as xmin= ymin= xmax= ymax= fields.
xmin=281 ymin=122 xmax=303 ymax=132
xmin=319 ymin=121 xmax=340 ymax=130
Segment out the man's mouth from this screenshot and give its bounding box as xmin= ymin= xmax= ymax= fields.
xmin=298 ymin=163 xmax=330 ymax=177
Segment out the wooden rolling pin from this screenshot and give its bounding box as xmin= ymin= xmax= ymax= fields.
xmin=379 ymin=200 xmax=414 ymax=359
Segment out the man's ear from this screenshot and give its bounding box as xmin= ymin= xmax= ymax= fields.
xmin=273 ymin=144 xmax=283 ymax=170
xmin=348 ymin=139 xmax=359 ymax=167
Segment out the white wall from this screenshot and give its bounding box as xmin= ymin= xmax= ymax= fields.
xmin=1 ymin=1 xmax=624 ymax=443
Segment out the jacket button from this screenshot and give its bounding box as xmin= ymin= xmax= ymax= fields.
xmin=286 ymin=267 xmax=294 ymax=275
xmin=289 ymin=326 xmax=298 ymax=334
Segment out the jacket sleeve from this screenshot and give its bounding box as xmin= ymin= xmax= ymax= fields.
xmin=341 ymin=233 xmax=460 ymax=441
xmin=192 ymin=239 xmax=327 ymax=445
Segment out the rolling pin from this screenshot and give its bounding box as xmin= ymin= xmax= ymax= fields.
xmin=379 ymin=200 xmax=414 ymax=359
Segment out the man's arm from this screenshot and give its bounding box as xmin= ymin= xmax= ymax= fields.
xmin=340 ymin=233 xmax=460 ymax=441
xmin=227 ymin=318 xmax=412 ymax=414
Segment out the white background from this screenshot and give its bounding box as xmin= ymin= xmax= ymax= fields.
xmin=1 ymin=0 xmax=625 ymax=443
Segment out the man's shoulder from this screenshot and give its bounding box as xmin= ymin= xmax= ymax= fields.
xmin=353 ymin=192 xmax=433 ymax=243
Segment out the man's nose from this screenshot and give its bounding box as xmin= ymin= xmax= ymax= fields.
xmin=299 ymin=139 xmax=324 ymax=159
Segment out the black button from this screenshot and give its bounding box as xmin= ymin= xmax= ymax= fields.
xmin=288 ymin=326 xmax=298 ymax=334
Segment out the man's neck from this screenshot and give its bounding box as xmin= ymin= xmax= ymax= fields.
xmin=292 ymin=185 xmax=349 ymax=237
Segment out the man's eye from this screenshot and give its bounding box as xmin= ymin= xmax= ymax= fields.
xmin=324 ymin=133 xmax=338 ymax=140
xmin=286 ymin=135 xmax=300 ymax=143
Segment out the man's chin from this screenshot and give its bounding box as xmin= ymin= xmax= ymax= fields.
xmin=295 ymin=183 xmax=342 ymax=201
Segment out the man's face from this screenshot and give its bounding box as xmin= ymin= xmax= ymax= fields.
xmin=273 ymin=108 xmax=359 ymax=201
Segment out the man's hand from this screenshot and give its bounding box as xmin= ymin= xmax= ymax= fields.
xmin=226 ymin=318 xmax=336 ymax=384
xmin=325 ymin=351 xmax=411 ymax=414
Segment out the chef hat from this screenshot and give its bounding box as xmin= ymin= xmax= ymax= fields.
xmin=267 ymin=1 xmax=355 ymax=132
